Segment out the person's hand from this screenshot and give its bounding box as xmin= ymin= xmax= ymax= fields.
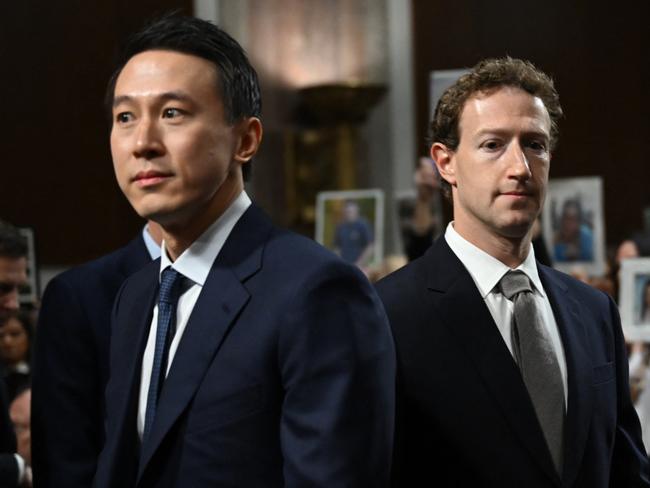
xmin=631 ymin=341 xmax=646 ymax=355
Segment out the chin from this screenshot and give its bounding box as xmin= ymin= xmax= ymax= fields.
xmin=498 ymin=219 xmax=535 ymax=239
xmin=131 ymin=204 xmax=172 ymax=226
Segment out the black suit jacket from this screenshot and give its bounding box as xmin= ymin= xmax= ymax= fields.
xmin=32 ymin=235 xmax=151 ymax=487
xmin=0 ymin=384 xmax=18 ymax=488
xmin=376 ymin=237 xmax=649 ymax=487
xmin=93 ymin=205 xmax=395 ymax=488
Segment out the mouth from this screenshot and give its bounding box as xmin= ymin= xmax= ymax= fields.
xmin=132 ymin=170 xmax=173 ymax=188
xmin=500 ymin=191 xmax=533 ymax=199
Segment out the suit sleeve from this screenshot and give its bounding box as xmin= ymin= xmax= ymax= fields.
xmin=32 ymin=276 xmax=104 ymax=488
xmin=607 ymin=294 xmax=650 ymax=486
xmin=0 ymin=454 xmax=19 ymax=488
xmin=278 ymin=261 xmax=395 ymax=487
xmin=0 ymin=382 xmax=18 ymax=488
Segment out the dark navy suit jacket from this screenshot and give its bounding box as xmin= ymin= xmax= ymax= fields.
xmin=376 ymin=237 xmax=649 ymax=487
xmin=0 ymin=384 xmax=18 ymax=488
xmin=93 ymin=205 xmax=395 ymax=488
xmin=32 ymin=235 xmax=151 ymax=487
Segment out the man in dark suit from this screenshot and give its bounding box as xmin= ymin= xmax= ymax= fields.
xmin=0 ymin=220 xmax=29 ymax=487
xmin=31 ymin=223 xmax=160 ymax=487
xmin=93 ymin=15 xmax=394 ymax=488
xmin=376 ymin=57 xmax=649 ymax=486
xmin=0 ymin=385 xmax=21 ymax=487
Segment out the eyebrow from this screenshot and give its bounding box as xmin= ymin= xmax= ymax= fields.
xmin=112 ymin=91 xmax=195 ymax=108
xmin=474 ymin=128 xmax=550 ymax=140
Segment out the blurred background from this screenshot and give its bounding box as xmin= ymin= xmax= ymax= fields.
xmin=1 ymin=0 xmax=647 ymax=286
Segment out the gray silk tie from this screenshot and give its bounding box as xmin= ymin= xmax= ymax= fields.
xmin=499 ymin=270 xmax=564 ymax=475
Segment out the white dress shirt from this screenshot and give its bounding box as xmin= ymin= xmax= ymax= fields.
xmin=142 ymin=224 xmax=162 ymax=260
xmin=445 ymin=223 xmax=568 ymax=405
xmin=137 ymin=191 xmax=252 ymax=438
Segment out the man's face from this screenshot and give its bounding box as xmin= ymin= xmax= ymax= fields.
xmin=344 ymin=202 xmax=359 ymax=222
xmin=0 ymin=316 xmax=29 ymax=365
xmin=434 ymin=86 xmax=551 ymax=243
xmin=0 ymin=256 xmax=27 ymax=316
xmin=111 ymin=50 xmax=245 ymax=230
xmin=560 ymin=205 xmax=580 ymax=239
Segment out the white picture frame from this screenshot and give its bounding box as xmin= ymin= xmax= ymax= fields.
xmin=429 ymin=69 xmax=470 ymax=122
xmin=315 ymin=189 xmax=384 ymax=269
xmin=542 ymin=176 xmax=605 ymax=276
xmin=619 ymin=258 xmax=650 ymax=341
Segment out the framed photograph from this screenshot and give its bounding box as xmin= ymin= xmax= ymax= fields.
xmin=429 ymin=69 xmax=469 ymax=121
xmin=542 ymin=176 xmax=605 ymax=276
xmin=315 ymin=189 xmax=384 ymax=269
xmin=620 ymin=258 xmax=650 ymax=341
xmin=18 ymin=227 xmax=39 ymax=307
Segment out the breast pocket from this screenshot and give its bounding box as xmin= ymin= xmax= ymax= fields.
xmin=593 ymin=361 xmax=615 ymax=385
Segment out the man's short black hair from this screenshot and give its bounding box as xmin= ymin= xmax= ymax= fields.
xmin=106 ymin=13 xmax=262 ymax=180
xmin=0 ymin=220 xmax=27 ymax=259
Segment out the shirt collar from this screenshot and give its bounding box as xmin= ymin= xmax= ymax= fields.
xmin=159 ymin=191 xmax=252 ymax=286
xmin=142 ymin=224 xmax=161 ymax=260
xmin=444 ymin=222 xmax=545 ymax=299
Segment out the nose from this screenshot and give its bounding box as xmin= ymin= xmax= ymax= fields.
xmin=133 ymin=117 xmax=164 ymax=160
xmin=0 ymin=289 xmax=19 ymax=312
xmin=507 ymin=141 xmax=531 ymax=180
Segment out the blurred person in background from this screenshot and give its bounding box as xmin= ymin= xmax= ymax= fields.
xmin=0 ymin=221 xmax=27 ymax=320
xmin=0 ymin=220 xmax=30 ymax=487
xmin=553 ymin=199 xmax=593 ymax=262
xmin=0 ymin=311 xmax=32 ymax=403
xmin=31 ymin=221 xmax=161 ymax=488
xmin=10 ymin=388 xmax=31 ymax=484
xmin=334 ymin=199 xmax=375 ymax=268
xmin=401 ymin=158 xmax=441 ymax=261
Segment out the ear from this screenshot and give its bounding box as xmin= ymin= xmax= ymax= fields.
xmin=234 ymin=117 xmax=263 ymax=163
xmin=430 ymin=142 xmax=457 ymax=187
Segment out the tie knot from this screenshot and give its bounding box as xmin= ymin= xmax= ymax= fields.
xmin=159 ymin=267 xmax=183 ymax=304
xmin=499 ymin=270 xmax=533 ymax=300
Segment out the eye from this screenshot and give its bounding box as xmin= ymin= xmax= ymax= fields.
xmin=526 ymin=140 xmax=548 ymax=152
xmin=481 ymin=139 xmax=502 ymax=151
xmin=162 ymin=107 xmax=183 ymax=118
xmin=115 ymin=112 xmax=134 ymax=124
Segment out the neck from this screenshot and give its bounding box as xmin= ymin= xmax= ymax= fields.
xmin=145 ymin=221 xmax=164 ymax=246
xmin=162 ymin=174 xmax=243 ymax=261
xmin=452 ymin=220 xmax=533 ymax=268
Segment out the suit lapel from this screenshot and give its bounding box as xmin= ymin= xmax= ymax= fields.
xmin=424 ymin=239 xmax=560 ymax=483
xmin=538 ymin=266 xmax=593 ymax=486
xmin=108 ymin=261 xmax=159 ymax=476
xmin=136 ymin=205 xmax=272 ymax=481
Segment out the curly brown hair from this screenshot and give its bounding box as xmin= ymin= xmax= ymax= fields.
xmin=430 ymin=57 xmax=563 ymax=197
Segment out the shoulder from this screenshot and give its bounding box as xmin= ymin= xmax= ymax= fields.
xmin=375 ymin=246 xmax=437 ymax=312
xmin=538 ymin=263 xmax=613 ymax=317
xmin=540 ymin=263 xmax=608 ymax=299
xmin=49 ymin=236 xmax=149 ymax=292
xmin=264 ymin=227 xmax=362 ymax=282
xmin=376 ymin=258 xmax=419 ymax=295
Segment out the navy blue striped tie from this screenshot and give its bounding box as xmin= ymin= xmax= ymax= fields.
xmin=143 ymin=267 xmax=183 ymax=443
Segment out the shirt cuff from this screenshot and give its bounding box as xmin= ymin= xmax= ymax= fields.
xmin=13 ymin=454 xmax=25 ymax=485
